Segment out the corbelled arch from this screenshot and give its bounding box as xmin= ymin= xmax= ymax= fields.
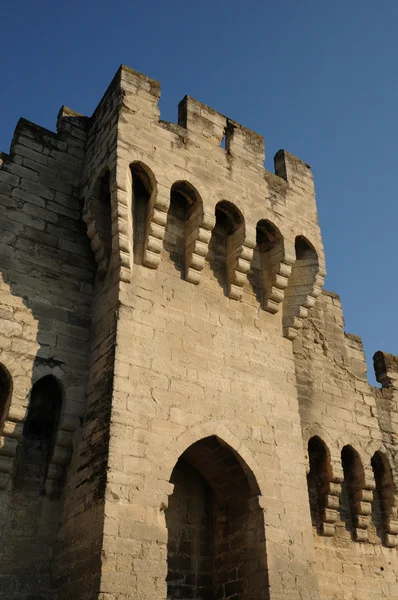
xmin=212 ymin=189 xmax=247 ymax=219
xmin=206 ymin=200 xmax=254 ymax=300
xmin=164 ymin=169 xmax=211 ymax=211
xmin=365 ymin=440 xmax=394 ymax=465
xmin=165 ymin=429 xmax=269 ymax=600
xmin=283 ymin=234 xmax=325 ymax=340
xmin=28 ymin=367 xmax=77 ymax=496
xmin=290 ymin=223 xmax=326 ymax=274
xmin=306 ymin=435 xmax=341 ymax=536
xmin=370 ymin=450 xmax=398 ymax=546
xmin=83 ymin=166 xmax=113 ymax=277
xmin=128 ymin=160 xmax=158 ymax=268
xmin=335 ymin=435 xmax=369 ymax=473
xmin=248 ymin=218 xmax=294 ymax=313
xmin=125 ymin=161 xmax=214 ymax=275
xmin=163 ymin=180 xmax=205 ymax=281
xmin=122 ymin=158 xmax=162 ymax=273
xmin=0 ymin=357 xmax=29 ymax=489
xmin=149 ymin=168 xmax=215 ymax=283
xmin=302 ymin=425 xmax=335 ymax=469
xmin=340 ymin=444 xmax=373 ymax=542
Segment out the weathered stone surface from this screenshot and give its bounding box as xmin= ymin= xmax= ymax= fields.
xmin=0 ymin=65 xmax=396 ymax=600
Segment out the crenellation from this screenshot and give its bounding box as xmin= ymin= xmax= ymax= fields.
xmin=0 ymin=64 xmax=396 ymax=600
xmin=374 ymin=351 xmax=398 ymax=390
xmin=178 ymin=95 xmax=227 ymax=144
xmin=295 ymin=284 xmax=398 ymax=595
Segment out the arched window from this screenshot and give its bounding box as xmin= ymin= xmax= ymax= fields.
xmin=248 ymin=220 xmax=282 ymax=307
xmin=130 ymin=162 xmax=156 ymax=265
xmin=0 ymin=363 xmax=12 ymax=431
xmin=371 ymin=451 xmax=396 ymax=544
xmin=283 ymin=235 xmax=319 ymax=334
xmin=295 ymin=236 xmax=317 ymax=261
xmin=307 ymin=436 xmax=332 ymax=530
xmin=16 ymin=376 xmax=62 ymax=489
xmin=340 ymin=445 xmax=365 ymax=538
xmin=166 ymin=436 xmax=269 ymax=600
xmin=207 ymin=201 xmax=244 ymax=295
xmin=164 ymin=181 xmax=202 ymax=278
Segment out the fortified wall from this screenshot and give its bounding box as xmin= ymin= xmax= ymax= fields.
xmin=0 ymin=65 xmax=397 ymax=600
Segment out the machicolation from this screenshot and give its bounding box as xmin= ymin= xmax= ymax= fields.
xmin=0 ymin=64 xmax=397 ymax=600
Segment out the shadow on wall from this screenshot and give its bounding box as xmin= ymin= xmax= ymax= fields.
xmin=0 ymin=114 xmax=95 ymax=599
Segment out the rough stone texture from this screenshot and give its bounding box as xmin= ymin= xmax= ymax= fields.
xmin=295 ymin=291 xmax=398 ymax=599
xmin=0 ymin=65 xmax=396 ymax=600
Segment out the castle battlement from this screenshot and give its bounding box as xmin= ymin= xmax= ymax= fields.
xmin=0 ymin=65 xmax=397 ymax=600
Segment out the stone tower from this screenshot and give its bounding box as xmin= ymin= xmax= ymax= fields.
xmin=0 ymin=65 xmax=397 ymax=600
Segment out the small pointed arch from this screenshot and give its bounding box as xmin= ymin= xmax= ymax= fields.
xmin=248 ymin=219 xmax=283 ymax=308
xmin=163 ymin=180 xmax=203 ymax=278
xmin=83 ymin=167 xmax=113 ymax=276
xmin=340 ymin=445 xmax=365 ymax=537
xmin=307 ymin=436 xmax=333 ymax=530
xmin=283 ymin=235 xmax=321 ymax=338
xmin=16 ymin=375 xmax=63 ymax=490
xmin=0 ymin=363 xmax=12 ymax=432
xmin=166 ymin=435 xmax=269 ymax=600
xmin=207 ymin=200 xmax=245 ymax=296
xmin=129 ymin=161 xmax=157 ymax=265
xmin=295 ymin=235 xmax=317 ymax=260
xmin=371 ymin=451 xmax=397 ymax=544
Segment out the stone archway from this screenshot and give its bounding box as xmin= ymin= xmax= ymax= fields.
xmin=166 ymin=435 xmax=269 ymax=600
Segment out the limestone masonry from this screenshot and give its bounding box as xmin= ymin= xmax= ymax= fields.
xmin=0 ymin=65 xmax=397 ymax=600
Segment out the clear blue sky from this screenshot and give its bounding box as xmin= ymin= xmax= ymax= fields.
xmin=1 ymin=1 xmax=397 ymax=384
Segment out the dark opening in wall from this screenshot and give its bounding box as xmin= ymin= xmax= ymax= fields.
xmin=248 ymin=220 xmax=281 ymax=306
xmin=340 ymin=445 xmax=364 ymax=537
xmin=0 ymin=363 xmax=12 ymax=432
xmin=370 ymin=451 xmax=396 ymax=544
xmin=131 ymin=162 xmax=154 ymax=265
xmin=167 ymin=460 xmax=213 ymax=599
xmin=207 ymin=201 xmax=244 ymax=295
xmin=163 ymin=182 xmax=202 ymax=278
xmin=166 ymin=436 xmax=269 ymax=600
xmin=295 ymin=236 xmax=317 ymax=260
xmin=94 ymin=169 xmax=112 ymax=264
xmin=15 ymin=376 xmax=62 ymax=491
xmin=307 ymin=436 xmax=331 ymax=530
xmin=283 ymin=235 xmax=319 ymax=333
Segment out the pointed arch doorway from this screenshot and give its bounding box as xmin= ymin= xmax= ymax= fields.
xmin=166 ymin=435 xmax=269 ymax=600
